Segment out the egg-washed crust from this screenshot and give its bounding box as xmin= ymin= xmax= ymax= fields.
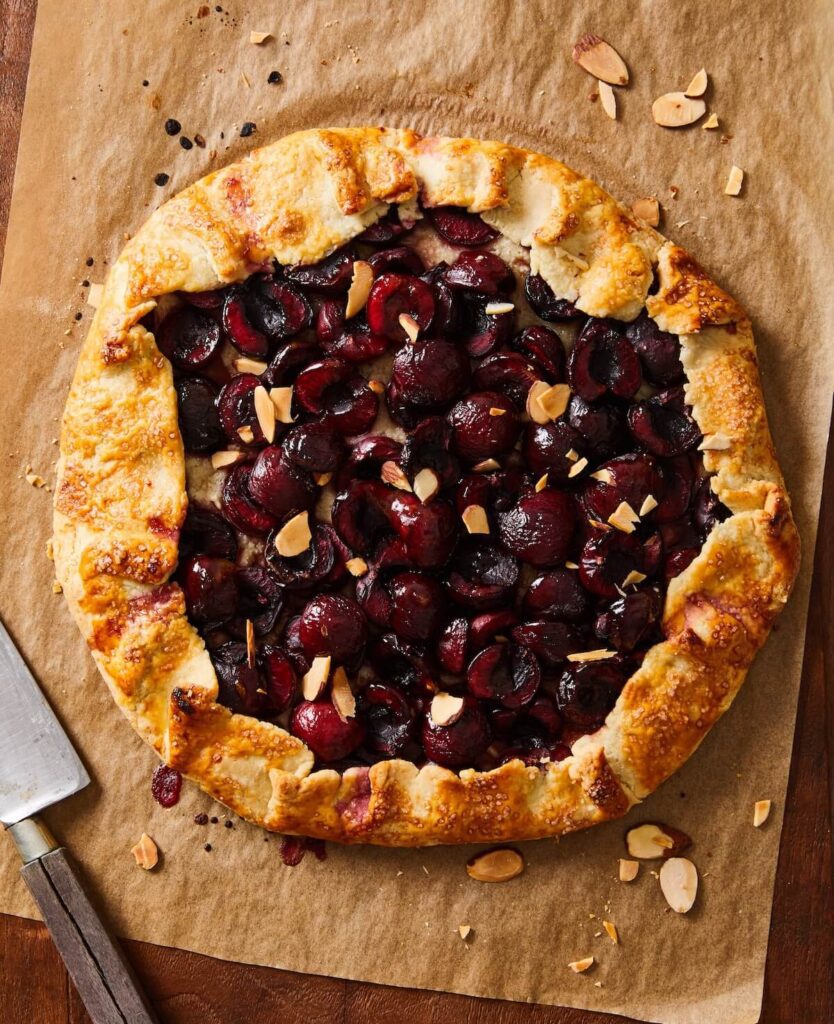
xmin=53 ymin=128 xmax=799 ymax=845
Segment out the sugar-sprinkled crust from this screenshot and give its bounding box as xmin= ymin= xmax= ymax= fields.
xmin=54 ymin=128 xmax=799 ymax=845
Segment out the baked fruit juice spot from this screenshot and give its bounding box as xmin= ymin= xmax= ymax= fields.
xmin=54 ymin=129 xmax=799 ymax=844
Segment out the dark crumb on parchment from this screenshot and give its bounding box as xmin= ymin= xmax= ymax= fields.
xmin=194 ymin=812 xmax=209 ymax=825
xmin=85 ymin=256 xmax=94 ymax=266
xmin=180 ymin=137 xmax=193 ymax=150
xmin=204 ymin=843 xmax=212 ymax=852
xmin=74 ymin=312 xmax=82 ymax=321
xmin=268 ymin=70 xmax=283 ymax=84
xmin=165 ymin=118 xmax=181 ymax=136
xmin=154 ymin=172 xmax=170 ymax=186
xmin=194 ymin=134 xmax=206 ymax=148
xmin=210 ymin=816 xmax=218 ymax=824
xmin=142 ymin=79 xmax=149 ymax=87
xmin=240 ymin=122 xmax=256 ymax=138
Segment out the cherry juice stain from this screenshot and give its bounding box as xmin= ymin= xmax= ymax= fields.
xmin=151 ymin=764 xmax=182 ymax=807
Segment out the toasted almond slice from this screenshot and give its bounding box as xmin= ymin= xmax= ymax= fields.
xmin=572 ymin=34 xmax=628 ymax=85
xmin=210 ymin=450 xmax=245 ymax=470
xmin=699 ymin=433 xmax=732 ymax=451
xmin=131 ymin=833 xmax=158 ymax=870
xmin=253 ymin=385 xmax=276 ymax=442
xmin=458 ymin=924 xmax=472 ymax=940
xmin=526 ymin=380 xmax=551 ymax=424
xmin=753 ymin=799 xmax=772 ymax=827
xmin=472 ymin=458 xmax=500 ymax=472
xmin=608 ymin=500 xmax=639 ymax=533
xmin=466 ymin=847 xmax=524 ymax=883
xmin=239 ymin=70 xmax=251 ymax=88
xmin=590 ymin=468 xmax=613 ymax=484
xmin=368 ymin=379 xmax=386 ymax=394
xmin=703 ymin=112 xmax=720 ymax=130
xmin=588 ymin=518 xmax=612 ymax=531
xmin=302 ymin=655 xmax=331 ymax=700
xmin=399 ymin=312 xmax=420 ymax=343
xmin=250 ymin=30 xmax=272 ymax=44
xmin=345 ymin=557 xmax=369 ymax=577
xmin=659 ymin=857 xmax=698 ymax=913
xmin=413 ymin=467 xmax=440 ymax=504
xmin=313 ymin=471 xmax=333 ymax=486
xmin=652 ymin=92 xmax=706 ymax=127
xmin=602 ymin=920 xmax=619 ymax=944
xmin=567 ymin=649 xmax=617 ymax=663
xmin=87 ymin=282 xmax=104 ymax=308
xmin=568 ymin=956 xmax=595 ymax=973
xmin=484 ymin=301 xmax=514 ymax=315
xmin=535 ymin=473 xmax=549 ymax=492
xmin=237 ymin=425 xmax=255 ymax=444
xmin=246 ymin=618 xmax=256 ymax=668
xmin=566 ymin=448 xmax=580 ymax=462
xmin=274 ymin=511 xmax=312 ymax=557
xmin=234 ymin=356 xmax=268 ymax=375
xmin=430 ymin=692 xmax=465 ymax=727
xmin=52 ymin=581 xmax=63 ymax=594
xmin=269 ymin=385 xmax=295 ymax=423
xmin=345 ymin=260 xmax=374 ymax=318
xmin=538 ymin=383 xmax=571 ymax=421
xmin=381 ymin=460 xmax=412 ymax=492
xmin=631 ymin=197 xmax=660 ymax=227
xmin=331 ymin=666 xmax=356 ymax=721
xmin=462 ymin=504 xmax=490 ymax=535
xmin=725 ymin=165 xmax=744 ymax=196
xmin=568 ymin=457 xmax=588 ymax=479
xmin=639 ymin=494 xmax=658 ymax=516
xmin=489 ymin=406 xmax=507 ymax=417
xmin=618 ymin=858 xmax=640 ymax=882
xmin=626 ymin=822 xmax=692 ymax=859
xmin=622 ymin=570 xmax=647 ymax=587
xmin=685 ymin=68 xmax=708 ymax=97
xmin=565 ymin=561 xmax=579 ymax=570
xmin=599 ymin=81 xmax=617 ymax=120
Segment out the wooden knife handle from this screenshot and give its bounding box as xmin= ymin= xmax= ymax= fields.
xmin=19 ymin=845 xmax=159 ymax=1024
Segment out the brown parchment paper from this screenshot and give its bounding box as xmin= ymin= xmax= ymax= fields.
xmin=1 ymin=1 xmax=832 ymax=1021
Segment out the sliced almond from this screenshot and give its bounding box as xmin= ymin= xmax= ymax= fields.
xmin=368 ymin=379 xmax=386 ymax=394
xmin=572 ymin=34 xmax=629 ymax=86
xmin=249 ymin=30 xmax=272 ymax=44
xmin=399 ymin=312 xmax=420 ymax=343
xmin=639 ymin=494 xmax=658 ymax=516
xmin=622 ymin=570 xmax=647 ymax=588
xmin=602 ymin=920 xmax=619 ymax=944
xmin=458 ymin=924 xmax=472 ymax=940
xmin=538 ymin=383 xmax=571 ymax=421
xmin=489 ymin=406 xmax=507 ymax=417
xmin=239 ymin=71 xmax=251 ymax=89
xmin=211 ymin=450 xmax=245 ymax=470
xmin=484 ymin=301 xmax=514 ymax=315
xmin=525 ymin=380 xmax=551 ymax=424
xmin=345 ymin=260 xmax=374 ymax=318
xmin=535 ymin=473 xmax=549 ymax=492
xmin=131 ymin=833 xmax=158 ymax=870
xmin=724 ymin=165 xmax=744 ymax=196
xmin=698 ymin=433 xmax=731 ymax=451
xmin=472 ymin=458 xmax=500 ymax=472
xmin=52 ymin=581 xmax=63 ymax=594
xmin=381 ymin=460 xmax=412 ymax=492
xmin=274 ymin=510 xmax=312 ymax=557
xmin=269 ymin=386 xmax=295 ymax=424
xmin=753 ymin=799 xmax=772 ymax=828
xmin=302 ymin=655 xmax=331 ymax=700
xmin=331 ymin=667 xmax=356 ymax=722
xmin=430 ymin=692 xmax=465 ymax=727
xmin=466 ymin=847 xmax=524 ymax=883
xmin=237 ymin=425 xmax=255 ymax=444
xmin=590 ymin=468 xmax=614 ymax=484
xmin=413 ymin=467 xmax=440 ymax=504
xmin=652 ymin=92 xmax=706 ymax=128
xmin=618 ymin=858 xmax=640 ymax=882
xmin=607 ymin=501 xmax=639 ymax=533
xmin=565 ymin=561 xmax=579 ymax=570
xmin=568 ymin=457 xmax=588 ymax=479
xmin=626 ymin=822 xmax=691 ymax=859
xmin=567 ymin=648 xmax=617 ymax=663
xmin=462 ymin=504 xmax=490 ymax=535
xmin=685 ymin=68 xmax=708 ymax=97
xmin=253 ymin=386 xmax=276 ymax=442
xmin=588 ymin=518 xmax=612 ymax=532
xmin=246 ymin=618 xmax=256 ymax=668
xmin=566 ymin=448 xmax=580 ymax=462
xmin=313 ymin=471 xmax=333 ymax=486
xmin=599 ymin=81 xmax=617 ymax=120
xmin=659 ymin=857 xmax=698 ymax=913
xmin=702 ymin=112 xmax=720 ymax=130
xmin=631 ymin=197 xmax=660 ymax=227
xmin=234 ymin=356 xmax=268 ymax=375
xmin=568 ymin=955 xmax=595 ymax=973
xmin=87 ymin=282 xmax=104 ymax=308
xmin=345 ymin=557 xmax=369 ymax=577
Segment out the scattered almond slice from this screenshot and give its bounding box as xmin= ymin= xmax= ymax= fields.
xmin=572 ymin=34 xmax=628 ymax=85
xmin=568 ymin=956 xmax=595 ymax=973
xmin=430 ymin=692 xmax=465 ymax=727
xmin=269 ymin=385 xmax=295 ymax=424
xmin=590 ymin=468 xmax=613 ymax=483
xmin=622 ymin=570 xmax=647 ymax=587
xmin=526 ymin=380 xmax=551 ymax=424
xmin=588 ymin=518 xmax=612 ymax=531
xmin=246 ymin=618 xmax=256 ymax=668
xmin=466 ymin=847 xmax=524 ymax=883
xmin=458 ymin=924 xmax=472 ymax=940
xmin=639 ymin=494 xmax=658 ymax=516
xmin=413 ymin=467 xmax=440 ymax=504
xmin=698 ymin=433 xmax=732 ymax=451
xmin=302 ymin=655 xmax=331 ymax=700
xmin=313 ymin=471 xmax=333 ymax=486
xmin=626 ymin=822 xmax=691 ymax=859
xmin=567 ymin=649 xmax=617 ymax=663
xmin=331 ymin=667 xmax=356 ymax=721
xmin=631 ymin=197 xmax=660 ymax=227
xmin=489 ymin=406 xmax=507 ymax=417
xmin=568 ymin=457 xmax=588 ymax=479
xmin=52 ymin=581 xmax=63 ymax=594
xmin=274 ymin=510 xmax=312 ymax=557
xmin=462 ymin=504 xmax=490 ymax=535
xmin=345 ymin=557 xmax=369 ymax=577
xmin=234 ymin=356 xmax=268 ymax=375
xmin=599 ymin=81 xmax=617 ymax=120
xmin=753 ymin=799 xmax=772 ymax=827
xmin=211 ymin=450 xmax=245 ymax=470
xmin=659 ymin=857 xmax=698 ymax=913
xmin=368 ymin=379 xmax=386 ymax=394
xmin=381 ymin=460 xmax=412 ymax=491
xmin=602 ymin=920 xmax=619 ymax=944
xmin=565 ymin=561 xmax=579 ymax=570
xmin=249 ymin=30 xmax=272 ymax=44
xmin=538 ymin=383 xmax=571 ymax=421
xmin=725 ymin=165 xmax=744 ymax=196
xmin=535 ymin=473 xmax=549 ymax=492
xmin=566 ymin=448 xmax=580 ymax=462
xmin=131 ymin=833 xmax=158 ymax=870
xmin=399 ymin=313 xmax=420 ymax=343
xmin=87 ymin=282 xmax=104 ymax=308
xmin=345 ymin=260 xmax=374 ymax=318
xmin=618 ymin=858 xmax=640 ymax=882
xmin=237 ymin=426 xmax=254 ymax=443
xmin=702 ymin=112 xmax=720 ymax=130
xmin=484 ymin=301 xmax=514 ymax=315
xmin=685 ymin=68 xmax=708 ymax=97
xmin=472 ymin=458 xmax=500 ymax=472
xmin=607 ymin=500 xmax=639 ymax=533
xmin=240 ymin=71 xmax=251 ymax=89
xmin=25 ymin=473 xmax=45 ymax=487
xmin=652 ymin=92 xmax=706 ymax=127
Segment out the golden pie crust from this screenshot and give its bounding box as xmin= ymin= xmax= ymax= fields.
xmin=53 ymin=128 xmax=800 ymax=845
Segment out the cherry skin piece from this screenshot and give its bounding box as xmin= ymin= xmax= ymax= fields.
xmin=366 ymin=245 xmax=425 ymax=277
xmin=524 ymin=273 xmax=581 ymax=321
xmin=157 ymin=307 xmax=221 ymax=370
xmin=176 ymin=378 xmax=223 ymax=453
xmin=257 ymin=644 xmax=298 ymax=713
xmin=421 ymin=695 xmax=491 ymax=768
xmin=357 ymin=206 xmax=407 ymax=245
xmin=447 ymin=392 xmax=520 ymax=463
xmin=285 ymin=246 xmax=356 ymax=294
xmin=511 ymin=620 xmax=578 ymax=668
xmin=291 ymin=700 xmax=367 ymax=761
xmin=299 ymin=594 xmax=367 ymax=661
xmin=293 ymin=358 xmax=378 ymax=436
xmin=424 ymin=205 xmax=499 ymax=247
xmin=366 ymin=272 xmax=436 ymax=343
xmin=498 ymin=490 xmax=576 ymax=567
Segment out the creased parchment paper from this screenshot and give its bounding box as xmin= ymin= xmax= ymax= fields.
xmin=1 ymin=2 xmax=832 ymax=1021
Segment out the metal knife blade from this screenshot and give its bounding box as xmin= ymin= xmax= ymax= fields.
xmin=0 ymin=618 xmax=89 ymax=826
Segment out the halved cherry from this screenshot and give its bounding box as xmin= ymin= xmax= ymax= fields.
xmin=555 ymin=661 xmax=627 ymax=727
xmin=524 ymin=273 xmax=581 ymax=321
xmin=157 ymin=307 xmax=221 ymax=369
xmin=221 ymin=462 xmax=279 ymax=535
xmin=263 ymin=338 xmax=321 ymax=389
xmin=387 ymin=492 xmax=459 ymax=569
xmin=334 ymin=435 xmax=403 ymax=492
xmin=447 ymin=392 xmax=520 ymax=462
xmin=226 ymin=566 xmax=285 ymax=638
xmin=367 ymin=245 xmax=425 ymax=276
xmin=627 ymin=387 xmax=701 ymax=457
xmin=654 ymin=455 xmax=696 ymax=522
xmin=460 ymin=296 xmax=515 ymax=357
xmin=257 ymin=644 xmax=298 ymax=713
xmin=181 ymin=288 xmax=224 ymax=310
xmin=442 ymin=250 xmax=514 ymax=296
xmin=368 ymin=633 xmax=437 ymax=704
xmin=222 ymin=286 xmax=269 ymax=358
xmin=357 ymin=207 xmax=407 ymax=245
xmin=511 ymin=621 xmax=579 ymax=667
xmin=212 ymin=642 xmax=266 ymax=717
xmin=282 ymin=422 xmax=344 ymax=473
xmin=180 ymin=507 xmax=237 ymax=562
xmin=659 ymin=519 xmax=701 ymax=581
xmin=467 ymin=643 xmax=541 ymax=709
xmin=522 ymin=420 xmax=585 ymax=483
xmin=581 ymin=453 xmax=663 ymax=522
xmin=390 ymin=337 xmax=470 ymax=410
xmin=248 ymin=446 xmax=316 ymax=518
xmin=469 ymin=609 xmax=518 ymax=649
xmin=692 ymin=476 xmax=730 ymax=541
xmin=498 ymin=489 xmax=576 ymax=567
xmin=180 ymin=555 xmax=238 ymax=628
xmin=568 ymin=319 xmax=642 ymax=401
xmin=331 ymin=480 xmax=395 ymax=554
xmin=366 ymin=272 xmax=436 ymax=343
xmin=424 ymin=205 xmax=499 ymax=247
xmin=359 ymin=682 xmax=415 ymax=757
xmin=567 ymin=395 xmax=627 ymax=460
xmin=291 ymin=700 xmax=366 ymax=761
xmin=293 ymin=358 xmax=378 ymax=436
xmin=473 ymin=353 xmax=538 ymax=409
xmin=447 ymin=538 xmax=519 ymax=610
xmin=400 ymin=416 xmax=460 ymax=491
xmin=594 ymin=587 xmax=663 ymax=652
xmin=217 ymin=374 xmax=267 ymax=446
xmin=388 ymin=571 xmax=446 ymax=642
xmin=176 ymin=377 xmax=224 ymax=453
xmin=523 ymin=569 xmax=591 ymax=623
xmin=421 ymin=264 xmax=459 ymax=334
xmin=510 ymin=325 xmax=567 ymax=381
xmin=299 ymin=594 xmax=367 ymax=661
xmin=265 ymin=520 xmax=337 ymax=589
xmin=579 ymin=530 xmax=648 ymax=598
xmin=254 ymin=279 xmax=313 ymax=339
xmin=285 ymin=245 xmax=356 ymax=294
xmin=421 ymin=695 xmax=491 ymax=767
xmin=437 ymin=616 xmax=470 ymax=675
xmin=625 ymin=311 xmax=684 ymax=387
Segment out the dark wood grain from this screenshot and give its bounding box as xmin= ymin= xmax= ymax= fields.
xmin=0 ymin=2 xmax=831 ymax=1022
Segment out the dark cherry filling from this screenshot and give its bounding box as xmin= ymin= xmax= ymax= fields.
xmin=165 ymin=208 xmax=728 ymax=773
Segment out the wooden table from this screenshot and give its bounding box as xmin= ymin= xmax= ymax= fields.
xmin=1 ymin=3 xmax=832 ymax=1021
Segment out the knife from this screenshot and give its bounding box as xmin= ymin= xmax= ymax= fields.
xmin=0 ymin=618 xmax=159 ymax=1024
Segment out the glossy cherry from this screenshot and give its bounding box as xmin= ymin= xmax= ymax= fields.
xmin=555 ymin=661 xmax=626 ymax=727
xmin=595 ymin=587 xmax=663 ymax=652
xmin=442 ymin=250 xmax=514 ymax=296
xmin=389 ymin=337 xmax=470 ymax=411
xmin=291 ymin=700 xmax=366 ymax=761
xmin=285 ymin=246 xmax=356 ymax=294
xmin=447 ymin=538 xmax=519 ymax=609
xmin=157 ymin=307 xmax=221 ymax=370
xmin=217 ymin=374 xmax=268 ymax=446
xmin=299 ymin=594 xmax=367 ymax=661
xmin=282 ymin=422 xmax=344 ymax=473
xmin=522 ymin=421 xmax=585 ymax=483
xmin=582 ymin=453 xmax=663 ymax=523
xmin=627 ymin=387 xmax=701 ymax=457
xmin=448 ymin=392 xmax=520 ymax=462
xmin=248 ymin=446 xmax=316 ymax=518
xmin=524 ymin=273 xmax=581 ymax=321
xmin=359 ymin=682 xmax=415 ymax=757
xmin=180 ymin=555 xmax=238 ymax=628
xmin=568 ymin=318 xmax=642 ymax=401
xmin=467 ymin=643 xmax=541 ymax=708
xmin=510 ymin=325 xmax=567 ymax=382
xmin=180 ymin=506 xmax=237 ymax=562
xmin=498 ymin=490 xmax=576 ymax=567
xmin=176 ymin=378 xmax=223 ymax=453
xmin=624 ymin=311 xmax=684 ymax=387
xmin=366 ymin=273 xmax=436 ymax=343
xmin=220 ymin=462 xmax=279 ymax=534
xmin=424 ymin=205 xmax=499 ymax=247
xmin=293 ymin=358 xmax=378 ymax=436
xmin=523 ymin=569 xmax=591 ymax=623
xmin=422 ymin=695 xmax=491 ymax=767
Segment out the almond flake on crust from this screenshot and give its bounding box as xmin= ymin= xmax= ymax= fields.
xmin=599 ymin=81 xmax=617 ymax=120
xmin=331 ymin=667 xmax=357 ymax=721
xmin=269 ymin=385 xmax=295 ymax=424
xmin=568 ymin=956 xmax=595 ymax=973
xmin=572 ymin=34 xmax=629 ymax=85
xmin=753 ymin=799 xmax=772 ymax=827
xmin=567 ymin=649 xmax=617 ymax=663
xmin=430 ymin=692 xmax=464 ymax=727
xmin=699 ymin=433 xmax=732 ymax=451
xmin=274 ymin=511 xmax=312 ymax=557
xmin=724 ymin=166 xmax=744 ymax=196
xmin=685 ymin=68 xmax=708 ymax=97
xmin=462 ymin=504 xmax=490 ymax=535
xmin=345 ymin=260 xmax=374 ymax=318
xmin=381 ymin=460 xmax=412 ymax=491
xmin=302 ymin=656 xmax=331 ymax=700
xmin=399 ymin=313 xmax=420 ymax=343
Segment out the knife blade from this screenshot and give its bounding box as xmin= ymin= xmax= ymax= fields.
xmin=0 ymin=617 xmax=89 ymax=826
